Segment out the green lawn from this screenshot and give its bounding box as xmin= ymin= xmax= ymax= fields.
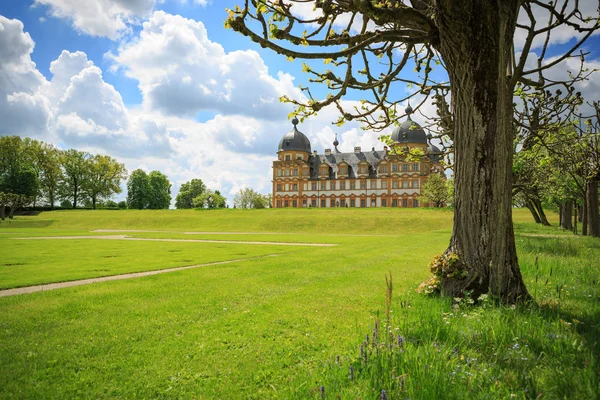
xmin=0 ymin=208 xmax=598 ymax=399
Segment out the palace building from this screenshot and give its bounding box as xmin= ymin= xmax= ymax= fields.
xmin=272 ymin=106 xmax=444 ymax=208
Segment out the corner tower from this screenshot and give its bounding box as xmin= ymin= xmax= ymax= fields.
xmin=272 ymin=118 xmax=312 ymax=208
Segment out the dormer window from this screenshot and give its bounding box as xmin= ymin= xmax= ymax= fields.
xmin=320 ymin=167 xmax=328 ymax=176
xmin=380 ymin=166 xmax=387 ymax=173
xmin=360 ymin=166 xmax=367 ymax=174
xmin=285 ymin=155 xmax=291 ymax=161
xmin=339 ymin=167 xmax=346 ymax=175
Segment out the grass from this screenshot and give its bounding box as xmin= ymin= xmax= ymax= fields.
xmin=0 ymin=208 xmax=598 ymax=399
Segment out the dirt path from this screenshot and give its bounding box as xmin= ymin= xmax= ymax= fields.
xmin=0 ymin=254 xmax=280 ymax=298
xmin=14 ymin=235 xmax=337 ymax=247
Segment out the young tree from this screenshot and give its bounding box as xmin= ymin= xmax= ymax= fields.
xmin=418 ymin=173 xmax=449 ymax=207
xmin=59 ymin=149 xmax=92 ymax=208
xmin=175 ymin=179 xmax=206 ymax=209
xmin=127 ymin=169 xmax=150 ymax=209
xmin=193 ymin=189 xmax=227 ymax=209
xmin=148 ymin=171 xmax=171 ymax=209
xmin=234 ymin=187 xmax=270 ymax=209
xmin=85 ymin=155 xmax=127 ymax=209
xmin=229 ymin=1 xmax=598 ymax=302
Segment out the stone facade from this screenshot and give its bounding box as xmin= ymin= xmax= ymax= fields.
xmin=272 ymin=110 xmax=444 ymax=208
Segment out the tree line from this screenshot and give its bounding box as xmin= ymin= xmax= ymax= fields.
xmin=0 ymin=136 xmax=273 ymax=218
xmin=0 ymin=136 xmax=127 ymax=219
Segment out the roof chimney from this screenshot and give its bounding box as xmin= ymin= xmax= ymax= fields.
xmin=354 ymin=146 xmax=361 ymax=153
xmin=324 ymin=149 xmax=332 ymax=155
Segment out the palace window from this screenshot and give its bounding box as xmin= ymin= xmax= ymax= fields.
xmin=402 ymin=198 xmax=408 ymax=207
xmin=382 ymin=181 xmax=388 ymax=189
xmin=276 ymin=169 xmax=282 ymax=176
xmin=292 ymin=200 xmax=297 ymax=207
xmin=370 ymin=180 xmax=377 ymax=189
xmin=285 ymin=155 xmax=291 ymax=161
xmin=339 ymin=167 xmax=346 ymax=175
xmin=340 ymin=181 xmax=346 ymax=190
xmin=360 ymin=166 xmax=367 ymax=174
xmin=392 ymin=180 xmax=398 ymax=189
xmin=360 ymin=180 xmax=367 ymax=189
xmin=371 ymin=199 xmax=376 ymax=207
xmin=321 ymin=199 xmax=326 ymax=208
xmin=311 ymin=199 xmax=317 ymax=207
xmin=297 ymin=155 xmax=303 ymax=160
xmin=321 ymin=182 xmax=326 ymax=191
xmin=412 ymin=180 xmax=419 ymax=188
xmin=330 ymin=182 xmax=336 ymax=190
xmin=340 ymin=199 xmax=346 ymax=207
xmin=392 ymin=199 xmax=398 ymax=207
xmin=380 ymin=165 xmax=387 ymax=173
xmin=284 ymin=170 xmax=289 ymax=176
xmin=277 ymin=184 xmax=282 ymax=191
xmin=293 ymin=169 xmax=298 ymax=176
xmin=284 ymin=200 xmax=289 ymax=207
xmin=402 ymin=180 xmax=409 ymax=188
xmin=392 ymin=164 xmax=398 ymax=172
xmin=402 ymin=163 xmax=408 ymax=172
xmin=330 ymin=199 xmax=336 ymax=207
xmin=350 ymin=181 xmax=356 ymax=190
xmin=350 ymin=199 xmax=356 ymax=207
xmin=412 ymin=163 xmax=419 ymax=171
xmin=414 ymin=199 xmax=419 ymax=208
xmin=311 ymin=182 xmax=317 ymax=191
xmin=276 ymin=200 xmax=282 ymax=207
xmin=320 ymin=167 xmax=328 ymax=175
xmin=382 ymin=198 xmax=387 ymax=207
xmin=303 ymin=199 xmax=307 ymax=207
xmin=293 ymin=184 xmax=298 ymax=191
xmin=360 ymin=199 xmax=366 ymax=208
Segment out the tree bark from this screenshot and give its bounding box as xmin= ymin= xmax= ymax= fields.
xmin=560 ymin=201 xmax=573 ymax=230
xmin=582 ymin=199 xmax=588 ymax=235
xmin=0 ymin=204 xmax=5 ymax=220
xmin=587 ymin=180 xmax=600 ymax=237
xmin=434 ymin=0 xmax=530 ymax=303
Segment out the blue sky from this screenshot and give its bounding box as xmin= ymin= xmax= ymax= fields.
xmin=0 ymin=0 xmax=598 ymax=205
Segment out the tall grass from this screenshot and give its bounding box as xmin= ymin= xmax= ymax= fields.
xmin=315 ymin=235 xmax=600 ymax=399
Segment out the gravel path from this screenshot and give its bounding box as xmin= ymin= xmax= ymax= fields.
xmin=14 ymin=235 xmax=337 ymax=247
xmin=0 ymin=254 xmax=279 ymax=298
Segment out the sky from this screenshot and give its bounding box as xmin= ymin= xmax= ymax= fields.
xmin=0 ymin=0 xmax=599 ymax=205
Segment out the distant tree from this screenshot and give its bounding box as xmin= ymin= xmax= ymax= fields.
xmin=60 ymin=199 xmax=72 ymax=209
xmin=104 ymin=200 xmax=118 ymax=208
xmin=148 ymin=171 xmax=171 ymax=209
xmin=234 ymin=187 xmax=270 ymax=209
xmin=127 ymin=169 xmax=150 ymax=209
xmin=175 ymin=179 xmax=206 ymax=209
xmin=193 ymin=189 xmax=226 ymax=209
xmin=117 ymin=200 xmax=127 ymax=209
xmin=419 ymin=174 xmax=449 ymax=208
xmin=84 ymin=154 xmax=127 ymax=209
xmin=59 ymin=149 xmax=91 ymax=208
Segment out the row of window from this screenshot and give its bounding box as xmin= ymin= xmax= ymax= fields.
xmin=276 ymin=163 xmax=420 ymax=177
xmin=275 ymin=179 xmax=419 ymax=192
xmin=276 ymin=198 xmax=419 ymax=208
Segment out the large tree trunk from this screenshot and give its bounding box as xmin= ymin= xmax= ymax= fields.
xmin=587 ymin=180 xmax=600 ymax=237
xmin=434 ymin=0 xmax=530 ymax=303
xmin=560 ymin=200 xmax=573 ymax=230
xmin=0 ymin=204 xmax=5 ymax=220
xmin=582 ymin=199 xmax=588 ymax=235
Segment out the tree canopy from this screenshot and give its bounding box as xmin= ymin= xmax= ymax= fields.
xmin=175 ymin=179 xmax=206 ymax=209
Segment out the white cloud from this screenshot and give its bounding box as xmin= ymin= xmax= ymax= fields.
xmin=110 ymin=11 xmax=303 ymax=119
xmin=0 ymin=16 xmax=51 ymax=136
xmin=33 ymin=0 xmax=156 ymax=39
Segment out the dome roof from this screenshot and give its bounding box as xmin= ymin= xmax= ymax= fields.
xmin=427 ymin=142 xmax=443 ymax=162
xmin=390 ymin=105 xmax=428 ymax=145
xmin=278 ymin=117 xmax=311 ymax=153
